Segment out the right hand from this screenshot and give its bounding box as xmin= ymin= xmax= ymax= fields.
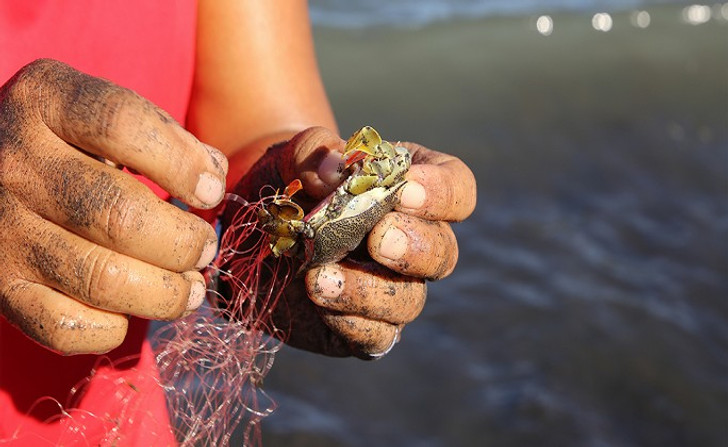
xmin=218 ymin=128 xmax=473 ymax=359
xmin=0 ymin=59 xmax=228 ymax=355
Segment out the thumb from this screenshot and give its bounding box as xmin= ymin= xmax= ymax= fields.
xmin=280 ymin=127 xmax=347 ymax=201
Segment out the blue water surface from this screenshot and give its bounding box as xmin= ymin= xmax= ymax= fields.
xmin=310 ymin=0 xmax=691 ymax=27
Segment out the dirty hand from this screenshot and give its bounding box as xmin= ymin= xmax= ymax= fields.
xmin=222 ymin=127 xmax=476 ymax=359
xmin=0 ymin=59 xmax=228 ymax=355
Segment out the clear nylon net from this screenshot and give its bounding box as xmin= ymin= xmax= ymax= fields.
xmin=2 ymin=191 xmax=294 ymax=447
xmin=152 ymin=190 xmax=296 ymax=446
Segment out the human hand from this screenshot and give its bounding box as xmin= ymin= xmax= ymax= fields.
xmin=219 ymin=127 xmax=476 ymax=359
xmin=0 ymin=59 xmax=228 ymax=355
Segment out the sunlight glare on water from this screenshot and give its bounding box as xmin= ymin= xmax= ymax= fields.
xmin=630 ymin=10 xmax=651 ymax=28
xmin=591 ymin=12 xmax=613 ymax=31
xmin=536 ymin=15 xmax=554 ymax=36
xmin=682 ymin=4 xmax=712 ymax=24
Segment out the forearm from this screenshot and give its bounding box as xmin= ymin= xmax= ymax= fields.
xmin=187 ymin=0 xmax=337 ymax=187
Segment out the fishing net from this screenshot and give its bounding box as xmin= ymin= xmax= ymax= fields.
xmin=151 ymin=190 xmax=297 ymax=445
xmin=2 ymin=190 xmax=294 ymax=447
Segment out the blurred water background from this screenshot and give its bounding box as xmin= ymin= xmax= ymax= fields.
xmin=309 ymin=0 xmax=692 ymax=28
xmin=257 ymin=1 xmax=727 ymax=446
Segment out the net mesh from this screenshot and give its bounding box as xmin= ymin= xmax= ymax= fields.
xmin=3 ymin=191 xmax=293 ymax=447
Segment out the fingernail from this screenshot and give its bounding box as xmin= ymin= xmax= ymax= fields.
xmin=380 ymin=227 xmax=408 ymax=260
xmin=400 ymin=181 xmax=426 ymax=209
xmin=315 ymin=264 xmax=345 ymax=300
xmin=195 ymin=172 xmax=225 ymax=206
xmin=195 ymin=238 xmax=217 ymax=270
xmin=187 ymin=280 xmax=205 ymax=311
xmin=318 ymin=151 xmax=346 ymax=186
xmin=203 ymin=143 xmax=228 ymax=174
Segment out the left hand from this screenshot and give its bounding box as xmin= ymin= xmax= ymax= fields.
xmin=218 ymin=127 xmax=476 ymax=359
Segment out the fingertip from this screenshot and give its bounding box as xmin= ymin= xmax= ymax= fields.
xmin=181 ymin=271 xmax=206 ymax=315
xmin=368 ymin=216 xmax=408 ymax=266
xmin=306 ymin=264 xmax=345 ymax=309
xmin=284 ymin=127 xmax=346 ymax=198
xmin=184 ymin=280 xmax=205 ymax=315
xmin=317 ymin=150 xmax=346 ymax=187
xmin=194 ymin=172 xmax=226 ymax=208
xmin=399 ymin=181 xmax=426 ymax=210
xmin=376 ymin=226 xmax=408 ymax=261
xmin=195 ymin=236 xmax=218 ymax=270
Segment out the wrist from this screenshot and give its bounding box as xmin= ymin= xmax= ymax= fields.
xmin=225 ymin=130 xmax=299 ymax=188
xmin=228 ymin=141 xmax=286 ymax=204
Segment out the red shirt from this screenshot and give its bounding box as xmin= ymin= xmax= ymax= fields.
xmin=0 ymin=1 xmax=197 ymax=445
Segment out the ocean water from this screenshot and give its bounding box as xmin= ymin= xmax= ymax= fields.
xmin=309 ymin=0 xmax=692 ymax=28
xmin=257 ymin=3 xmax=728 ymax=447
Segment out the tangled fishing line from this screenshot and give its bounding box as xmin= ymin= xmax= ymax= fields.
xmin=152 ymin=190 xmax=299 ymax=446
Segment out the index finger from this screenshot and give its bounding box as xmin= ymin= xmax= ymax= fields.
xmin=18 ymin=59 xmax=227 ymax=209
xmin=396 ymin=142 xmax=477 ymax=222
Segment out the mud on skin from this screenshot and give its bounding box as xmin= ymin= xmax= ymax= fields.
xmin=48 ymin=157 xmax=123 ymax=229
xmin=309 ymin=261 xmax=425 ymax=324
xmin=372 ymin=211 xmax=458 ymax=281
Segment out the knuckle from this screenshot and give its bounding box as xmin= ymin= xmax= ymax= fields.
xmin=70 ymin=82 xmax=131 ymax=143
xmin=170 ymin=217 xmax=211 ymax=271
xmin=26 ymin=229 xmax=77 ymax=292
xmin=91 ymin=89 xmax=136 ymax=143
xmin=154 ymin=278 xmax=187 ymax=320
xmin=3 ymin=59 xmax=68 ymax=121
xmin=103 ymin=187 xmax=137 ymax=243
xmin=20 ymin=58 xmax=64 ymax=75
xmin=84 ymin=248 xmax=126 ymax=308
xmin=45 ymin=158 xmax=126 ymax=231
xmin=407 ymin=161 xmax=476 ymax=222
xmin=39 ymin=62 xmax=139 ymax=145
xmin=375 ymin=213 xmax=457 ymax=280
xmin=109 ymin=191 xmax=207 ymax=272
xmin=435 ymin=170 xmax=456 ymax=218
xmin=8 ymin=59 xmax=57 ymax=92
